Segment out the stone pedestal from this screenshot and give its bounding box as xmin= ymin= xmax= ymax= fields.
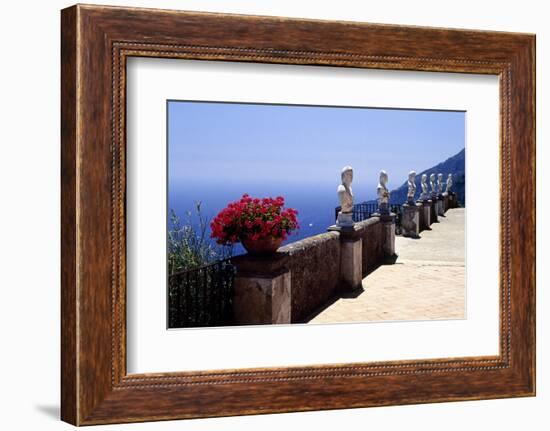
xmin=417 ymin=199 xmax=432 ymax=231
xmin=430 ymin=194 xmax=439 ymax=223
xmin=232 ymin=253 xmax=291 ymax=325
xmin=336 ymin=211 xmax=354 ymax=227
xmin=437 ymin=195 xmax=445 ymax=216
xmin=402 ymin=202 xmax=421 ymax=238
xmin=449 ymin=192 xmax=457 ymax=208
xmin=373 ymin=212 xmax=396 ymax=256
xmin=328 ymin=224 xmax=363 ymax=292
xmin=378 ymin=202 xmax=390 ymax=215
xmin=443 ymin=193 xmax=450 ymax=212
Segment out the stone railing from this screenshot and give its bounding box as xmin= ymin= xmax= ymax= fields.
xmin=356 ymin=217 xmax=385 ymax=277
xmin=279 ymin=232 xmax=341 ymax=322
xmin=232 ymin=214 xmax=396 ymax=324
xmin=231 ymin=194 xmax=461 ymax=325
xmin=416 ymin=191 xmax=459 ymax=233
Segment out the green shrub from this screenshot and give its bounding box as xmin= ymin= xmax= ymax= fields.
xmin=168 ymin=202 xmax=233 ymax=274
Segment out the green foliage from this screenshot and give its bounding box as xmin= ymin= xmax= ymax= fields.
xmin=168 ymin=202 xmax=233 ymax=274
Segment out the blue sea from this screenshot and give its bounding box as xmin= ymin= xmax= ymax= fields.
xmin=168 ymin=182 xmax=377 ymax=255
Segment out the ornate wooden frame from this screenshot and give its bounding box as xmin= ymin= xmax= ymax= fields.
xmin=61 ymin=4 xmax=536 ymax=425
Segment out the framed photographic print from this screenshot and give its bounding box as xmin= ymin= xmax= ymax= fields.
xmin=61 ymin=4 xmax=536 ymax=425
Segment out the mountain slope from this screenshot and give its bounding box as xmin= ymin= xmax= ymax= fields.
xmin=387 ymin=148 xmax=465 ymax=205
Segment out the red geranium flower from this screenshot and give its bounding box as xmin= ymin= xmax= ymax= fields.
xmin=210 ymin=194 xmax=299 ymax=245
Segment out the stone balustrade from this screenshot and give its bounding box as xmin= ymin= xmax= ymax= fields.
xmin=357 ymin=217 xmax=385 ymax=276
xmin=279 ymin=231 xmax=341 ymax=322
xmin=232 ymin=216 xmax=395 ymax=324
xmin=231 ymin=166 xmax=460 ymax=326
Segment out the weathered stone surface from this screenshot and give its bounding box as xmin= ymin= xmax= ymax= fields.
xmin=372 ymin=213 xmax=396 ymax=256
xmin=448 ymin=192 xmax=458 ymax=208
xmin=232 ymin=252 xmax=288 ymax=276
xmin=437 ymin=196 xmax=445 ymax=216
xmin=430 ymin=195 xmax=439 ymax=223
xmin=418 ymin=199 xmax=432 ymax=231
xmin=340 ymin=238 xmax=362 ymax=291
xmin=328 ymin=224 xmax=363 ymax=290
xmin=382 ymin=218 xmax=396 ymax=256
xmin=402 ymin=203 xmax=420 ymax=238
xmin=336 ymin=211 xmax=353 ymax=227
xmin=356 ymin=217 xmax=385 ymax=276
xmin=279 ymin=231 xmax=341 ymax=322
xmin=233 ymin=270 xmax=291 ymax=325
xmin=328 ymin=221 xmax=364 ymax=240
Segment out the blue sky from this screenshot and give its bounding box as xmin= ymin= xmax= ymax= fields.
xmin=168 ymin=101 xmax=465 ymax=201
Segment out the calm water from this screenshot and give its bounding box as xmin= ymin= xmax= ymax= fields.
xmin=168 ymin=182 xmax=377 ymax=255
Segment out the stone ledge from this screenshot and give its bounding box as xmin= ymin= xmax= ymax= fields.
xmin=232 ymin=252 xmax=289 ymax=277
xmin=355 ymin=216 xmax=381 ymax=230
xmin=373 ymin=212 xmax=396 ymax=224
xmin=279 ymin=231 xmax=340 ymax=255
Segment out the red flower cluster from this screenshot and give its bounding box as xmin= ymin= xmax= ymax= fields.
xmin=210 ymin=194 xmax=299 ymax=245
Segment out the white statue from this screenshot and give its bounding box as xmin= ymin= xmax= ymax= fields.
xmin=437 ymin=173 xmax=444 ymax=194
xmin=420 ymin=174 xmax=430 ymax=200
xmin=337 ymin=166 xmax=354 ymax=212
xmin=445 ymin=173 xmax=453 ymax=193
xmin=377 ymin=170 xmax=390 ymax=213
xmin=407 ymin=171 xmax=417 ymax=203
xmin=336 ymin=166 xmax=354 ymax=226
xmin=430 ymin=173 xmax=437 ymax=195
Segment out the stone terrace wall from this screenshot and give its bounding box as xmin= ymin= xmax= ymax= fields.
xmin=233 ymin=218 xmax=391 ymax=325
xmin=356 ymin=217 xmax=385 ymax=277
xmin=279 ymin=231 xmax=341 ymax=323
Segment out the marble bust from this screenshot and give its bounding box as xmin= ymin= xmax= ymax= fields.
xmin=337 ymin=166 xmax=354 ymax=212
xmin=420 ymin=174 xmax=430 ymax=200
xmin=377 ymin=170 xmax=390 ymax=213
xmin=407 ymin=171 xmax=417 ymax=204
xmin=446 ymin=173 xmax=453 ymax=193
xmin=430 ymin=173 xmax=437 ymax=195
xmin=437 ymin=173 xmax=444 ymax=195
xmin=336 ymin=166 xmax=354 ymax=226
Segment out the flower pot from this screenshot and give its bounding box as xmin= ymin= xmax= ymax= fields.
xmin=241 ymin=236 xmax=284 ymax=256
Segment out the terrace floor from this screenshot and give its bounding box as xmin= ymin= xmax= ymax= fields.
xmin=308 ymin=208 xmax=466 ymax=324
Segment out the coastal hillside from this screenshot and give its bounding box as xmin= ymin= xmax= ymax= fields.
xmin=383 ymin=148 xmax=466 ymax=206
xmin=390 ymin=149 xmax=466 ymax=206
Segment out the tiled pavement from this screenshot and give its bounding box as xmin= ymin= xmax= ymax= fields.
xmin=308 ymin=208 xmax=465 ymax=324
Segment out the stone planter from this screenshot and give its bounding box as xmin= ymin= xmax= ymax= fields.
xmin=241 ymin=236 xmax=284 ymax=255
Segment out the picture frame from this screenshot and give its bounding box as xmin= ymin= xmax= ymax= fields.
xmin=61 ymin=4 xmax=535 ymax=425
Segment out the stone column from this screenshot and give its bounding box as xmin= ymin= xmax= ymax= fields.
xmin=232 ymin=253 xmax=291 ymax=325
xmin=449 ymin=192 xmax=457 ymax=208
xmin=402 ymin=202 xmax=421 ymax=238
xmin=328 ymin=225 xmax=363 ymax=292
xmin=430 ymin=194 xmax=439 ymax=223
xmin=443 ymin=192 xmax=450 ymax=212
xmin=371 ymin=212 xmax=396 ymax=256
xmin=382 ymin=213 xmax=396 ymax=256
xmin=418 ymin=199 xmax=432 ymax=231
xmin=437 ymin=195 xmax=445 ymax=216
